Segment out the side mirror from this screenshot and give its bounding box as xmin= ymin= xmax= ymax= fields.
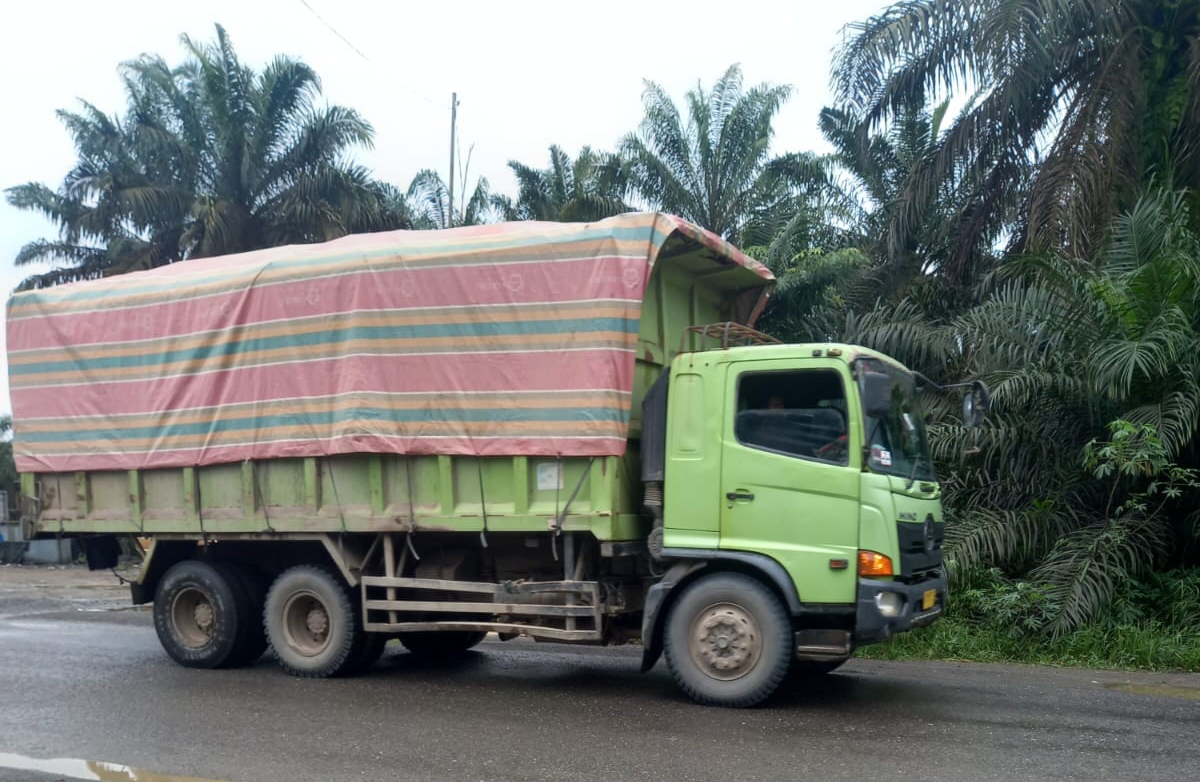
xmin=861 ymin=371 xmax=892 ymax=418
xmin=962 ymin=380 xmax=990 ymax=428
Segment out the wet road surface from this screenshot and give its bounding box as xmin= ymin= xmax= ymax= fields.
xmin=1 ymin=566 xmax=1198 ymax=782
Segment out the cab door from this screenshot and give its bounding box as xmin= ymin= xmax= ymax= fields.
xmin=719 ymin=360 xmax=860 ymax=604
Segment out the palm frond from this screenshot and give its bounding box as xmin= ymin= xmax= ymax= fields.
xmin=1031 ymin=513 xmax=1171 ymax=636
xmin=945 ymin=506 xmax=1078 ymax=575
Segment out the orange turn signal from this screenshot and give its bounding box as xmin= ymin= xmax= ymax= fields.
xmin=858 ymin=550 xmax=894 ymax=577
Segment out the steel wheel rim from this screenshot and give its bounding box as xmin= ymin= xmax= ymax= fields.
xmin=688 ymin=601 xmax=762 ymax=681
xmin=170 ymin=587 xmax=215 ymax=649
xmin=282 ymin=589 xmax=332 ymax=657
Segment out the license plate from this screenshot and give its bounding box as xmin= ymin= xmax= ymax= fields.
xmin=922 ymin=589 xmax=937 ymax=610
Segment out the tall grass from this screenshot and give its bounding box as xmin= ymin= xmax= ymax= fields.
xmin=860 ymin=568 xmax=1200 ymax=671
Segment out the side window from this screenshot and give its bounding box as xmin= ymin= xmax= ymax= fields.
xmin=734 ymin=369 xmax=849 ymax=464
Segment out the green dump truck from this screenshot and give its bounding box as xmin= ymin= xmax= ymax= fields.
xmin=8 ymin=213 xmax=981 ymax=707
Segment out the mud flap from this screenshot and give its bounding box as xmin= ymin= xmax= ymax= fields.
xmin=639 ymin=561 xmax=708 ymax=672
xmin=81 ymin=535 xmax=121 ymax=570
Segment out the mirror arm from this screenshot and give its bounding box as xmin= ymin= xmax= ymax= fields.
xmin=912 ymin=371 xmax=944 ymax=393
xmin=914 ymin=371 xmax=981 ymax=395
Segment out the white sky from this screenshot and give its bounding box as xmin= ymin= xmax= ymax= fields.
xmin=0 ymin=0 xmax=890 ymax=416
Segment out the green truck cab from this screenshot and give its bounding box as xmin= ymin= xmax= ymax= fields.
xmin=8 ymin=213 xmax=980 ymax=707
xmin=637 ymin=337 xmax=951 ymax=698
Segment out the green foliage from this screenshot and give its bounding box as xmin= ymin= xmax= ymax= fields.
xmin=949 ymin=567 xmax=1056 ymax=635
xmin=493 ymin=146 xmax=630 ymax=223
xmin=861 ymin=614 xmax=1200 ymax=671
xmin=1019 ymin=422 xmax=1200 ymax=636
xmin=406 ymin=168 xmax=493 ymax=230
xmin=862 ymin=566 xmax=1200 ymax=670
xmin=754 ymin=247 xmax=870 ymax=341
xmin=5 ymin=24 xmax=408 ymax=288
xmin=818 ymin=101 xmax=998 ymax=285
xmin=620 ymin=64 xmax=834 ymax=246
xmin=831 ymin=189 xmax=1200 ymax=636
xmin=1084 ymin=421 xmax=1200 ymax=513
xmin=833 ymin=0 xmax=1200 ymax=269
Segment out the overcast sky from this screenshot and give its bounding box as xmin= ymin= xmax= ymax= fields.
xmin=0 ymin=0 xmax=891 ymax=416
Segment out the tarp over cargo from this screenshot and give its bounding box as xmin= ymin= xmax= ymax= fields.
xmin=6 ymin=213 xmax=773 ymax=473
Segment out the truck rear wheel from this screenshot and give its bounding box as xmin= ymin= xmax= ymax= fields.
xmin=221 ymin=563 xmax=269 ymax=666
xmin=664 ymin=572 xmax=792 ymax=707
xmin=264 ymin=565 xmax=359 ymax=678
xmin=399 ymin=631 xmax=487 ymax=658
xmin=153 ymin=560 xmax=246 ymax=669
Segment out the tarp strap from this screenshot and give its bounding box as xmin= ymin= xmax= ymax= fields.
xmin=476 ymin=459 xmax=489 ymax=549
xmin=553 ymin=457 xmax=595 ymax=535
xmin=250 ymin=461 xmax=275 ymax=533
xmin=403 ymin=456 xmax=420 ymax=562
xmin=323 ymin=458 xmax=348 ymax=534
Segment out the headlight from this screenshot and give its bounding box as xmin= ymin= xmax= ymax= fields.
xmin=874 ymin=591 xmax=904 ymax=618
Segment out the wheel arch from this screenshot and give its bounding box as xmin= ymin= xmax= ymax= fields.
xmin=640 ymin=549 xmax=800 ymax=673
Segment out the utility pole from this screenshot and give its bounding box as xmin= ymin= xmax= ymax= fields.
xmin=447 ymin=92 xmax=458 ymax=228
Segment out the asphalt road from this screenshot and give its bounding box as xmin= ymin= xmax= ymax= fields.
xmin=1 ymin=567 xmax=1198 ymax=782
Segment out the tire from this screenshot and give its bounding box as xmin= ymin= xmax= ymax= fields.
xmin=153 ymin=560 xmax=244 ymax=669
xmin=664 ymin=572 xmax=792 ymax=707
xmin=220 ymin=562 xmax=269 ymax=666
xmin=398 ymin=630 xmax=487 ymax=658
xmin=264 ymin=565 xmax=359 ymax=678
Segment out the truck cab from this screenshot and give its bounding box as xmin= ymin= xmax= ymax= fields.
xmin=638 ymin=334 xmax=952 ymax=700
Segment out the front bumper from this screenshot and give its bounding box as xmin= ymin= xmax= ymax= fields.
xmin=854 ymin=574 xmax=947 ymax=645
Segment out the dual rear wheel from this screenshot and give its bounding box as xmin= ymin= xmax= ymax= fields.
xmin=154 ymin=560 xmax=485 ymax=675
xmin=264 ymin=564 xmax=383 ymax=677
xmin=153 ymin=561 xmax=384 ymax=675
xmin=153 ymin=560 xmax=267 ymax=669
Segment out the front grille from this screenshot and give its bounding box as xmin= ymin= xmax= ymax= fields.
xmin=896 ymin=515 xmax=944 ymax=576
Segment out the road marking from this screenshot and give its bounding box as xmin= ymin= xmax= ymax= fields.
xmin=0 ymin=752 xmax=229 ymax=782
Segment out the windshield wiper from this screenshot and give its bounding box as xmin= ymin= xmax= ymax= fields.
xmin=905 ymin=453 xmax=923 ymax=490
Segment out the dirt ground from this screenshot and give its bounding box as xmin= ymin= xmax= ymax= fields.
xmin=0 ymin=563 xmax=138 ymax=618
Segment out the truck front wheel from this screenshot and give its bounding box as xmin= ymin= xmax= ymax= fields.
xmin=153 ymin=560 xmax=246 ymax=669
xmin=664 ymin=572 xmax=792 ymax=707
xmin=264 ymin=565 xmax=359 ymax=678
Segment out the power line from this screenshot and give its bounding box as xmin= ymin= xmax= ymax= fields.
xmin=294 ymin=0 xmax=446 ymax=111
xmin=297 ymin=0 xmax=372 ymax=65
xmin=293 ymin=0 xmax=475 ymax=198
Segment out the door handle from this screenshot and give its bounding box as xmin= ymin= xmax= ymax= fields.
xmin=726 ymin=491 xmax=755 ymax=502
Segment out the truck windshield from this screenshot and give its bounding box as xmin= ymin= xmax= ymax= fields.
xmin=857 ymin=360 xmax=934 ymax=482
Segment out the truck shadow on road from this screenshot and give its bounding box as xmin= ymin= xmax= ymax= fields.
xmin=769 ymin=671 xmax=936 ymax=711
xmin=354 ymin=647 xmax=936 ymax=711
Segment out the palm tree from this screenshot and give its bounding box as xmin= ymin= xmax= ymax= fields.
xmin=5 ymin=24 xmax=409 ymax=288
xmin=492 ymin=145 xmax=629 ymax=223
xmin=406 ymin=169 xmax=493 ymax=229
xmin=820 ymin=103 xmax=979 ymax=270
xmin=833 ymin=0 xmax=1200 ymax=272
xmin=620 ymin=64 xmax=829 ymax=247
xmin=757 ymin=102 xmax=990 ymax=343
xmin=844 ymin=188 xmax=1200 ymax=635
